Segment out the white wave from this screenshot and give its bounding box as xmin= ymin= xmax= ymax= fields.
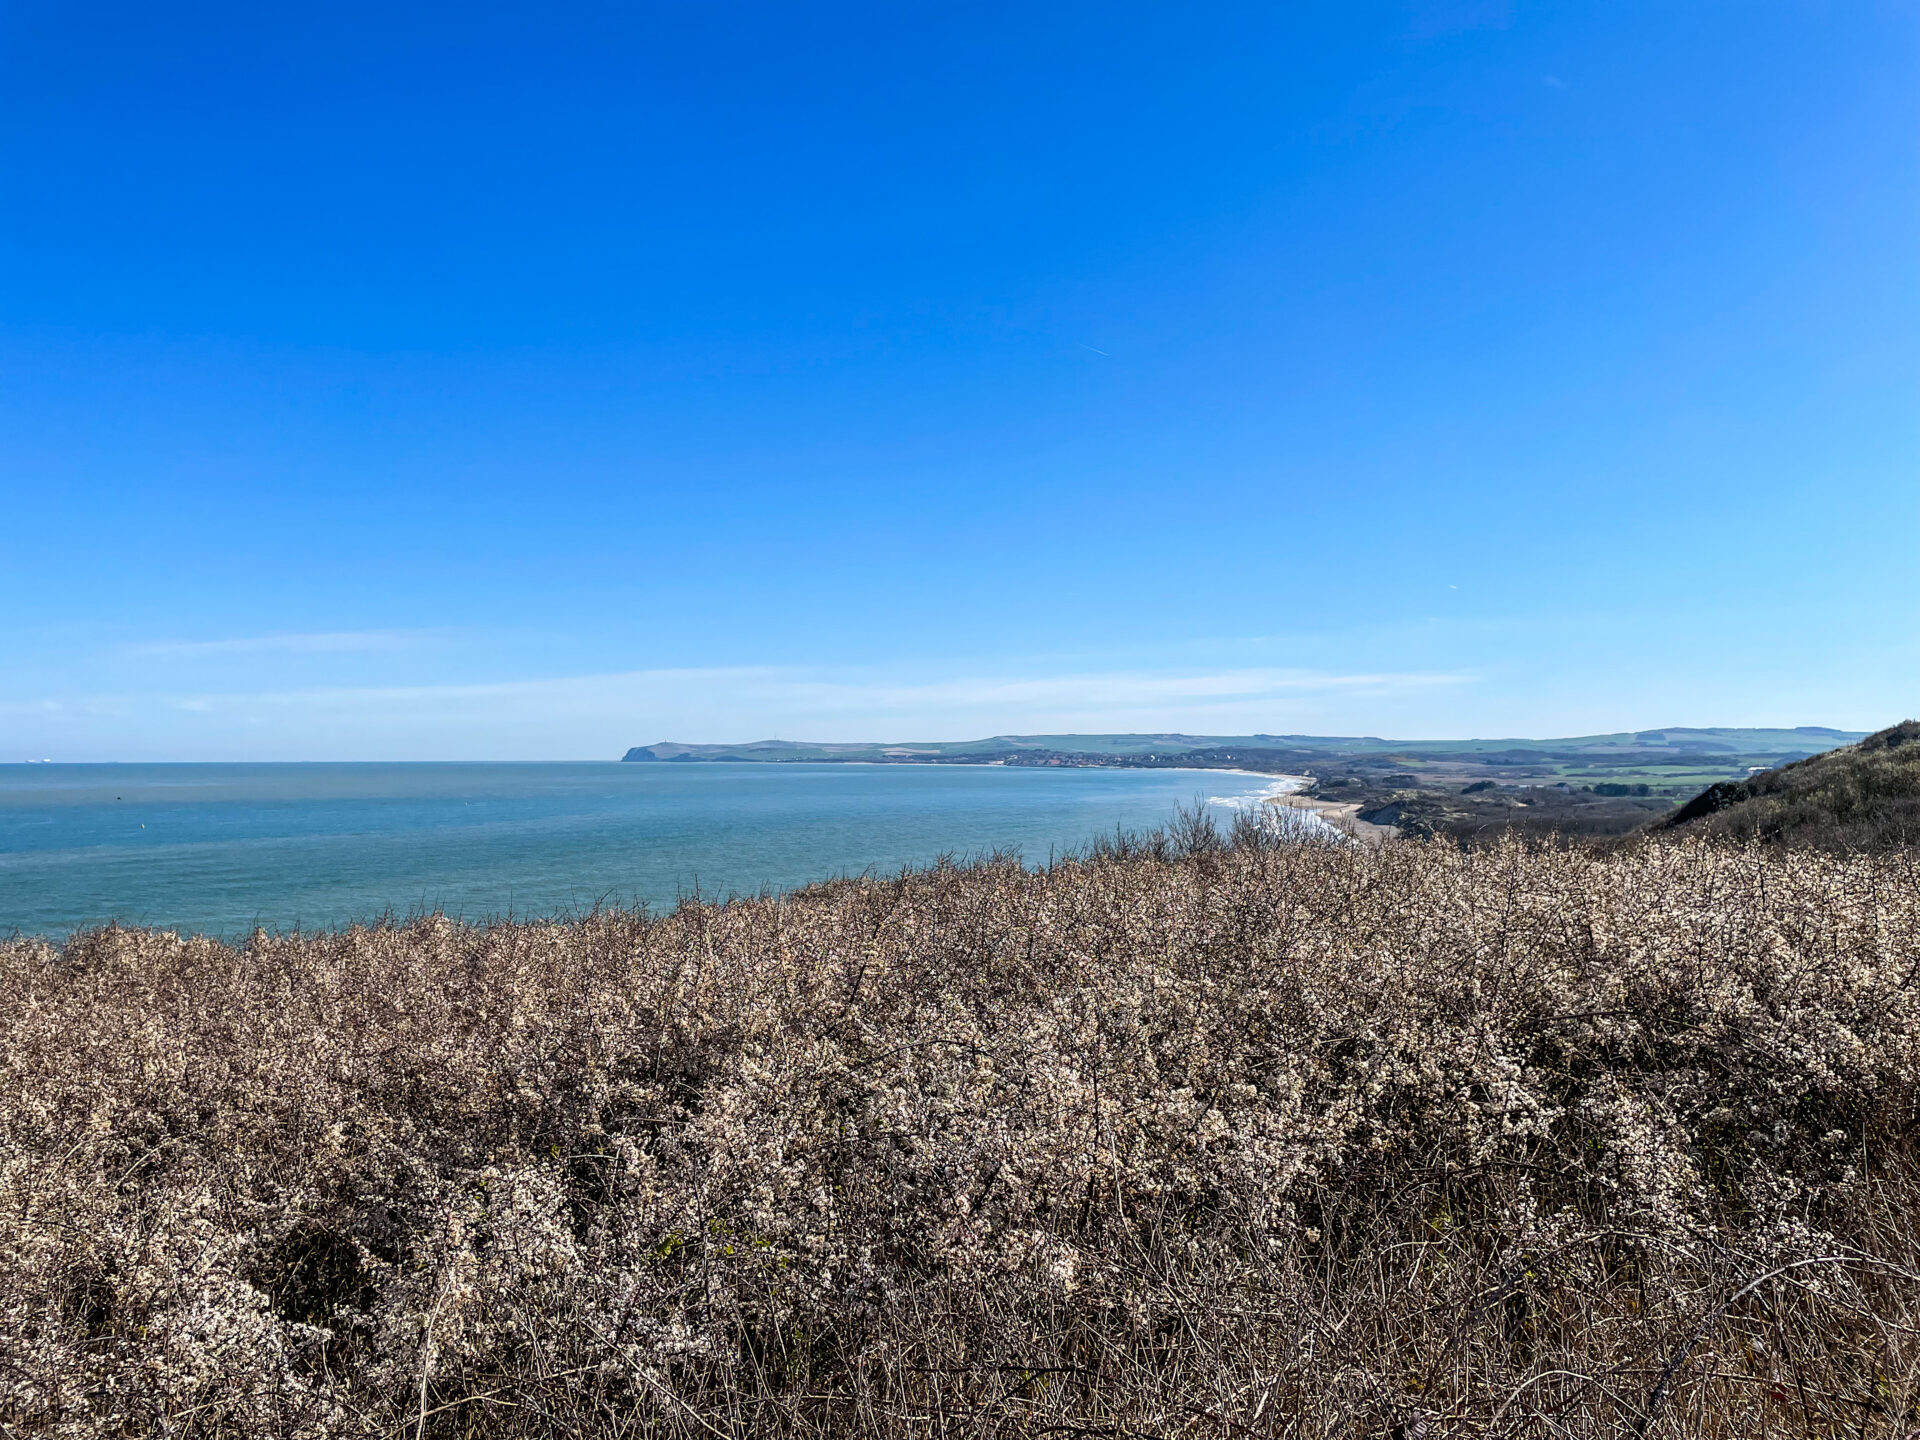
xmin=1195 ymin=773 xmax=1351 ymax=843
xmin=1248 ymin=805 xmax=1348 ymax=842
xmin=1205 ymin=774 xmax=1310 ymax=810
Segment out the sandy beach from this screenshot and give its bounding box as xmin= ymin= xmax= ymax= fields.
xmin=1263 ymin=785 xmax=1398 ymax=843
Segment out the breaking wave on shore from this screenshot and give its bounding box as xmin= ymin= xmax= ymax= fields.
xmin=1204 ymin=773 xmax=1310 ymax=809
xmin=1202 ymin=773 xmax=1348 ymax=840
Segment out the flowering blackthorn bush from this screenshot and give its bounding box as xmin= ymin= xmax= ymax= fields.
xmin=6 ymin=832 xmax=1920 ymax=1436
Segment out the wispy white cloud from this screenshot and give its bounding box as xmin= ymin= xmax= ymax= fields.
xmin=0 ymin=662 xmax=1476 ymax=759
xmin=127 ymin=630 xmax=431 ymax=658
xmin=152 ymin=663 xmax=1468 ymax=720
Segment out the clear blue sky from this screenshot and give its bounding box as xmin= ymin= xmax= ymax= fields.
xmin=3 ymin=1 xmax=1915 ymax=760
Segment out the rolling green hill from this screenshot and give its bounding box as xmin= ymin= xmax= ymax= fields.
xmin=622 ymin=727 xmax=1865 ymax=795
xmin=624 ymin=726 xmax=1859 ymax=766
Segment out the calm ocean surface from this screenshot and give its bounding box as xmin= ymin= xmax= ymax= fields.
xmin=0 ymin=762 xmax=1289 ymax=940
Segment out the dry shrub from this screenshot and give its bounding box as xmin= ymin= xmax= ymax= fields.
xmin=6 ymin=833 xmax=1920 ymax=1436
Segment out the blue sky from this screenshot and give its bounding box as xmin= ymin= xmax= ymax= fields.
xmin=3 ymin=0 xmax=1915 ymax=760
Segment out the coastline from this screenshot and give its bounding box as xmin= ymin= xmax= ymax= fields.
xmin=1190 ymin=770 xmax=1398 ymax=843
xmin=1263 ymin=790 xmax=1398 ymax=843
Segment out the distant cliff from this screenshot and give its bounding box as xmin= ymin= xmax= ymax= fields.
xmin=622 ymin=728 xmax=1861 ymax=769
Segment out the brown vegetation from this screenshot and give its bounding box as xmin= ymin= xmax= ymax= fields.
xmin=1347 ymin=784 xmax=1672 ymax=844
xmin=7 ymin=824 xmax=1920 ymax=1436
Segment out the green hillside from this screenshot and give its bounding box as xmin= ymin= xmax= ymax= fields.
xmin=1656 ymin=720 xmax=1920 ymax=849
xmin=623 ymin=727 xmax=1865 ymax=796
xmin=626 ymin=726 xmax=1859 ymax=767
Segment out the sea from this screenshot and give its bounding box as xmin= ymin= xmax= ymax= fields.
xmin=0 ymin=761 xmax=1302 ymax=940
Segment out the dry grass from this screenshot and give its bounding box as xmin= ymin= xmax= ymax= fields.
xmin=7 ymin=824 xmax=1920 ymax=1437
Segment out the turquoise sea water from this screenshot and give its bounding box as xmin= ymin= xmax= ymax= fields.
xmin=0 ymin=762 xmax=1286 ymax=940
